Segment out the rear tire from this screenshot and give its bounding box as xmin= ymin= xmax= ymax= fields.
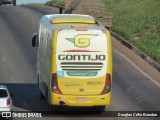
xmin=95 ymin=106 xmax=106 ymax=112
xmin=40 ymin=91 xmax=45 ymax=99
xmin=46 ymin=96 xmax=52 ymax=111
xmin=45 ymin=86 xmax=52 ymax=111
xmin=38 ymin=74 xmax=45 ymax=99
xmin=47 ymin=103 xmax=52 ymax=111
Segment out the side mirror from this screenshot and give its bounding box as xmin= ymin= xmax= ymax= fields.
xmin=32 ymin=33 xmax=38 ymax=47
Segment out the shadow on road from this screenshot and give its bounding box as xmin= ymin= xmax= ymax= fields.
xmin=2 ymin=83 xmax=45 ymax=111
xmin=1 ymin=83 xmax=106 ymax=116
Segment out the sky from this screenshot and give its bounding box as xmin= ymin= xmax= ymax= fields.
xmin=17 ymin=0 xmax=51 ymax=5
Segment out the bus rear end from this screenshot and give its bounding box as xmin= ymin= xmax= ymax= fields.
xmin=50 ymin=29 xmax=112 ymax=108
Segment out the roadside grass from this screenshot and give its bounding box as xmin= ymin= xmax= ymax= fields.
xmin=104 ymin=0 xmax=160 ymax=64
xmin=45 ymin=0 xmax=64 ymax=7
xmin=44 ymin=0 xmax=160 ymax=64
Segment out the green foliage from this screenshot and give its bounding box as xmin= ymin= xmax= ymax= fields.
xmin=45 ymin=0 xmax=64 ymax=7
xmin=105 ymin=0 xmax=160 ymax=64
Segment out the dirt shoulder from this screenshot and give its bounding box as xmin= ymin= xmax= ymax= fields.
xmin=112 ymin=36 xmax=160 ymax=83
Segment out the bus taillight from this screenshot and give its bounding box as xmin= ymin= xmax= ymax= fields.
xmin=51 ymin=73 xmax=62 ymax=94
xmin=101 ymin=73 xmax=111 ymax=94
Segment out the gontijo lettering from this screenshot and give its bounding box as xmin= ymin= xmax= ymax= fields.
xmin=58 ymin=54 xmax=106 ymax=61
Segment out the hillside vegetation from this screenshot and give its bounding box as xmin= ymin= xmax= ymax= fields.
xmin=45 ymin=0 xmax=160 ymax=64
xmin=105 ymin=0 xmax=160 ymax=64
xmin=45 ymin=0 xmax=64 ymax=7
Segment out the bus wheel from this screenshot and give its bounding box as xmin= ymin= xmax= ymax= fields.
xmin=96 ymin=106 xmax=106 ymax=112
xmin=40 ymin=91 xmax=45 ymax=99
xmin=45 ymin=89 xmax=52 ymax=111
xmin=46 ymin=102 xmax=52 ymax=111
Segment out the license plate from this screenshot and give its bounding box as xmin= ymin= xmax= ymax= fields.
xmin=77 ymin=98 xmax=86 ymax=102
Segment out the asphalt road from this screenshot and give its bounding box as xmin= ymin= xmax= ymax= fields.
xmin=0 ymin=5 xmax=159 ymax=120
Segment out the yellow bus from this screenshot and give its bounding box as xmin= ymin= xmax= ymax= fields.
xmin=32 ymin=14 xmax=112 ymax=111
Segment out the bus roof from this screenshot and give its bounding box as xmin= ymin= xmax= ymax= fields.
xmin=41 ymin=14 xmax=106 ymax=30
xmin=47 ymin=14 xmax=96 ymax=24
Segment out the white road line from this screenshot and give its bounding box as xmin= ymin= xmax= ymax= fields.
xmin=10 ymin=76 xmax=16 ymax=83
xmin=22 ymin=101 xmax=29 ymax=108
xmin=114 ymin=49 xmax=160 ymax=87
xmin=2 ymin=57 xmax=7 ymax=62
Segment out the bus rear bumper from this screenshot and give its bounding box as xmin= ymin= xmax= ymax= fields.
xmin=50 ymin=92 xmax=111 ymax=107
